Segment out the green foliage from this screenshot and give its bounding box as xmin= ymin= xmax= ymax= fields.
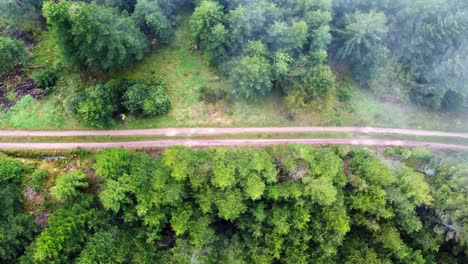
xmin=337 ymin=86 xmax=353 ymax=102
xmin=426 ymin=154 xmax=468 ymax=248
xmin=68 ymin=78 xmax=171 ymax=127
xmin=43 ymin=1 xmax=147 ymax=72
xmin=30 ymin=196 xmax=94 ymax=263
xmin=231 ymin=54 xmax=272 ymax=99
xmin=0 ymin=0 xmax=43 ymax=32
xmin=75 ymin=84 xmax=117 ymax=128
xmin=0 ymin=156 xmax=37 ymax=262
xmin=333 ymin=0 xmax=468 ymax=110
xmin=285 ymin=63 xmax=336 ymax=110
xmin=31 ymin=68 xmax=59 ymax=90
xmin=0 ymin=36 xmax=27 ymax=77
xmin=123 ymin=79 xmax=171 ymax=116
xmin=3 ymin=146 xmax=467 ymax=262
xmin=190 ymin=0 xmax=226 ymax=64
xmin=94 ymin=148 xmax=131 ymax=180
xmin=383 ymin=146 xmax=411 ymax=159
xmin=190 ymin=0 xmax=334 ymax=99
xmin=132 ymin=0 xmax=173 ymax=43
xmin=30 ymin=169 xmax=49 ymax=189
xmin=51 ymin=171 xmax=89 ymax=202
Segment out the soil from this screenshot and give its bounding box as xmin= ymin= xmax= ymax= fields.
xmin=0 ymin=86 xmax=13 ymax=109
xmin=8 ymin=30 xmax=34 ymax=45
xmin=15 ymin=79 xmax=44 ymax=99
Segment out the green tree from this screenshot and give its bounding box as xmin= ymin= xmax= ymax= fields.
xmin=132 ymin=0 xmax=173 ymax=43
xmin=337 ymin=10 xmax=388 ymax=85
xmin=0 ymin=36 xmax=27 ymax=77
xmin=231 ymin=55 xmax=272 ymax=99
xmin=123 ymin=81 xmax=171 ymax=116
xmin=0 ymin=157 xmax=37 ymax=262
xmin=76 ymin=84 xmax=116 ymax=128
xmin=0 ymin=0 xmax=43 ymax=32
xmin=190 ymin=0 xmax=227 ymax=64
xmin=31 ymin=196 xmax=94 ymax=263
xmin=43 ymin=1 xmax=147 ymax=72
xmin=51 ymin=171 xmax=89 ymax=202
xmin=76 ymin=228 xmax=127 ymax=264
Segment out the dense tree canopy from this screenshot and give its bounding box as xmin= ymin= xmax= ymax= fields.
xmin=190 ymin=0 xmax=336 ymax=101
xmin=332 ymin=0 xmax=468 ymax=110
xmin=0 ymin=156 xmax=37 ymax=262
xmin=2 ymin=146 xmax=466 ymax=263
xmin=43 ymin=0 xmax=148 ymax=72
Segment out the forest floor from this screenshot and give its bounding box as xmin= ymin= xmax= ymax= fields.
xmin=0 ymin=15 xmax=467 ymax=131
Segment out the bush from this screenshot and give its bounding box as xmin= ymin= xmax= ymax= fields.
xmin=123 ymin=82 xmax=171 ymax=116
xmin=383 ymin=147 xmax=411 ymax=159
xmin=76 ymin=84 xmax=117 ymax=128
xmin=231 ymin=55 xmax=273 ymax=99
xmin=337 ymin=86 xmax=353 ymax=102
xmin=142 ymin=87 xmax=171 ymax=116
xmin=51 ymin=171 xmax=89 ymax=202
xmin=69 ymin=78 xmax=171 ymax=127
xmin=0 ymin=36 xmax=26 ymax=77
xmin=30 ymin=169 xmax=49 ymax=189
xmin=198 ymin=84 xmax=229 ymax=103
xmin=32 ymin=68 xmax=59 ymax=90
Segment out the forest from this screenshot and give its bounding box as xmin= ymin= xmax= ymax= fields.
xmin=0 ymin=0 xmax=466 ymax=129
xmin=0 ymin=1 xmax=467 ymax=263
xmin=1 ymin=146 xmax=467 ymax=263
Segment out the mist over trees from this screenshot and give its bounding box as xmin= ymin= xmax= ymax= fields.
xmin=332 ymin=0 xmax=468 ymax=111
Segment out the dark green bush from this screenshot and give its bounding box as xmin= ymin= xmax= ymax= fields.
xmin=383 ymin=146 xmax=411 ymax=159
xmin=0 ymin=36 xmax=26 ymax=77
xmin=68 ymin=78 xmax=171 ymax=127
xmin=123 ymin=80 xmax=171 ymax=116
xmin=198 ymin=84 xmax=230 ymax=103
xmin=32 ymin=68 xmax=59 ymax=90
xmin=337 ymin=86 xmax=353 ymax=102
xmin=30 ymin=169 xmax=49 ymax=189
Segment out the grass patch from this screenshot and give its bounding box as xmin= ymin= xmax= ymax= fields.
xmin=323 ymin=88 xmax=468 ymax=132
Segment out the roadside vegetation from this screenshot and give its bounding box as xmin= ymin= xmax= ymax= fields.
xmin=1 ymin=146 xmax=467 ymax=263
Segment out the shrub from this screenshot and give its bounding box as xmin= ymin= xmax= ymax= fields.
xmin=30 ymin=169 xmax=49 ymax=189
xmin=337 ymin=86 xmax=353 ymax=102
xmin=76 ymin=84 xmax=117 ymax=128
xmin=142 ymin=87 xmax=171 ymax=116
xmin=51 ymin=171 xmax=89 ymax=202
xmin=69 ymin=78 xmax=171 ymax=127
xmin=198 ymin=84 xmax=229 ymax=103
xmin=0 ymin=36 xmax=26 ymax=77
xmin=123 ymin=80 xmax=171 ymax=116
xmin=231 ymin=55 xmax=272 ymax=99
xmin=32 ymin=68 xmax=59 ymax=90
xmin=383 ymin=147 xmax=411 ymax=159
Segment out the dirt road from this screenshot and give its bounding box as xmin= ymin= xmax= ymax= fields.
xmin=1 ymin=126 xmax=468 ymax=138
xmin=1 ymin=138 xmax=468 ymax=150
